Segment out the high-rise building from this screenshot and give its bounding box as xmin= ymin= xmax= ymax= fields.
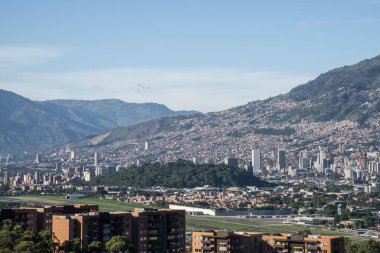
xmin=35 ymin=154 xmax=43 ymax=164
xmin=224 ymin=157 xmax=239 ymax=169
xmin=3 ymin=171 xmax=8 ymax=185
xmin=132 ymin=208 xmax=186 ymax=253
xmin=145 ymin=141 xmax=149 ymax=151
xmin=34 ymin=171 xmax=40 ymax=184
xmin=261 ymin=233 xmax=344 ymax=253
xmin=70 ymin=150 xmax=75 ymax=161
xmin=192 ymin=230 xmax=262 ymax=253
xmin=245 ymin=161 xmax=253 ymax=174
xmin=277 ymin=147 xmax=286 ymax=171
xmin=94 ymin=152 xmax=98 ymax=167
xmin=52 ymin=211 xmax=132 ymax=248
xmin=251 ymin=149 xmax=262 ymax=173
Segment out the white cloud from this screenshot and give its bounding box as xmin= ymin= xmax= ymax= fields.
xmin=0 ymin=68 xmax=314 ymax=112
xmin=0 ymin=47 xmax=62 ymax=64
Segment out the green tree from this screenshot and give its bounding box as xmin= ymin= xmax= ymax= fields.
xmin=358 ymin=239 xmax=380 ymax=253
xmin=87 ymin=240 xmax=103 ymax=253
xmin=61 ymin=238 xmax=81 ymax=253
xmin=105 ymin=236 xmax=132 ymax=253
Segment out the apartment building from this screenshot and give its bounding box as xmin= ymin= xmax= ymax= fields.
xmin=0 ymin=208 xmax=38 ymax=232
xmin=33 ymin=204 xmax=98 ymax=230
xmin=52 ymin=211 xmax=132 ymax=248
xmin=131 ymin=208 xmax=186 ymax=253
xmin=192 ymin=230 xmax=262 ymax=253
xmin=261 ymin=234 xmax=344 ymax=253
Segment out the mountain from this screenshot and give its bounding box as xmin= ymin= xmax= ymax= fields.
xmin=65 ymin=55 xmax=380 ymax=164
xmin=0 ymin=90 xmax=197 ymax=155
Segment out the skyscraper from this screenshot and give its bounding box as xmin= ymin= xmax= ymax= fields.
xmin=94 ymin=152 xmax=98 ymax=167
xmin=278 ymin=147 xmax=286 ymax=171
xmin=70 ymin=150 xmax=75 ymax=161
xmin=34 ymin=172 xmax=40 ymax=184
xmin=251 ymin=149 xmax=262 ymax=173
xmin=3 ymin=171 xmax=8 ymax=185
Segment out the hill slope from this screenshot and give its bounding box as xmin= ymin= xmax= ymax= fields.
xmin=0 ymin=90 xmax=197 ymax=155
xmin=91 ymin=160 xmax=270 ymax=188
xmin=65 ymin=55 xmax=380 ymax=164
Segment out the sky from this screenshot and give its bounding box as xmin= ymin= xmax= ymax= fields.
xmin=1 ymin=1 xmax=380 ymax=112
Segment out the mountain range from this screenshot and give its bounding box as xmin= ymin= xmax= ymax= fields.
xmin=2 ymin=55 xmax=380 ymax=159
xmin=0 ymin=90 xmax=197 ymax=155
xmin=62 ymin=55 xmax=380 ymax=164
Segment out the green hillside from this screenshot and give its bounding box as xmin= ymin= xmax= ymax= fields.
xmin=91 ymin=160 xmax=270 ymax=188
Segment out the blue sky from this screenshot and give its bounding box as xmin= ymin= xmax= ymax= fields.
xmin=1 ymin=0 xmax=380 ymax=112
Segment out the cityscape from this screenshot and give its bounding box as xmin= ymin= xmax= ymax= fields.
xmin=1 ymin=1 xmax=380 ymax=253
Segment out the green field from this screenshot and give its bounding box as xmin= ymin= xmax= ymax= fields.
xmin=0 ymin=195 xmax=146 ymax=212
xmin=0 ymin=195 xmax=369 ymax=240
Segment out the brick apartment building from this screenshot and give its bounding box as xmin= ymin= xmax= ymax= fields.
xmin=51 ymin=207 xmax=186 ymax=253
xmin=23 ymin=204 xmax=98 ymax=231
xmin=0 ymin=208 xmax=38 ymax=232
xmin=192 ymin=230 xmax=262 ymax=253
xmin=131 ymin=208 xmax=186 ymax=253
xmin=261 ymin=233 xmax=345 ymax=253
xmin=52 ymin=211 xmax=132 ymax=247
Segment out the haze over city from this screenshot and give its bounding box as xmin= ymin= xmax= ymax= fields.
xmin=1 ymin=0 xmax=380 ymax=112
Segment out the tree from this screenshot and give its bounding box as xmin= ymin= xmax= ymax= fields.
xmin=87 ymin=240 xmax=103 ymax=253
xmin=105 ymin=236 xmax=133 ymax=253
xmin=61 ymin=238 xmax=81 ymax=253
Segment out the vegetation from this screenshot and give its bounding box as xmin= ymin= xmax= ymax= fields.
xmin=0 ymin=220 xmax=55 ymax=253
xmin=105 ymin=236 xmax=133 ymax=253
xmin=0 ymin=219 xmax=134 ymax=253
xmin=91 ymin=160 xmax=270 ymax=188
xmin=345 ymin=238 xmax=380 ymax=253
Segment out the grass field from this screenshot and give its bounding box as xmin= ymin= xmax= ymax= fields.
xmin=0 ymin=195 xmax=146 ymax=212
xmin=0 ymin=195 xmax=371 ymax=240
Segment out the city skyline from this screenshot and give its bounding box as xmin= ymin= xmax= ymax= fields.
xmin=1 ymin=1 xmax=380 ymax=112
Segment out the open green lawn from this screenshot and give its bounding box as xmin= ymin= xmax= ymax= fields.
xmin=0 ymin=195 xmax=146 ymax=212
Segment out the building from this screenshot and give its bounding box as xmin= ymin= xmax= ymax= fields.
xmin=224 ymin=157 xmax=239 ymax=169
xmin=84 ymin=170 xmax=91 ymax=181
xmin=251 ymin=149 xmax=262 ymax=173
xmin=35 ymin=154 xmax=43 ymax=164
xmin=131 ymin=208 xmax=186 ymax=253
xmin=261 ymin=233 xmax=344 ymax=253
xmin=94 ymin=152 xmax=98 ymax=167
xmin=34 ymin=171 xmax=40 ymax=184
xmin=3 ymin=171 xmax=8 ymax=185
xmin=70 ymin=150 xmax=75 ymax=161
xmin=192 ymin=230 xmax=262 ymax=253
xmin=0 ymin=208 xmax=38 ymax=232
xmin=52 ymin=211 xmax=132 ymax=248
xmin=277 ymin=147 xmax=286 ymax=171
xmin=29 ymin=204 xmax=99 ymax=231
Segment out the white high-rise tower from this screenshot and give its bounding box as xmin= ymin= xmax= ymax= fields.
xmin=251 ymin=149 xmax=262 ymax=173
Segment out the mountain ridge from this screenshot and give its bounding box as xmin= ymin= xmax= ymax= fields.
xmin=0 ymin=89 xmax=197 ymax=155
xmin=61 ymin=55 xmax=380 ymax=164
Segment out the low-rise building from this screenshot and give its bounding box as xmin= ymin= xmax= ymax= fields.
xmin=262 ymin=233 xmax=344 ymax=253
xmin=192 ymin=230 xmax=262 ymax=253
